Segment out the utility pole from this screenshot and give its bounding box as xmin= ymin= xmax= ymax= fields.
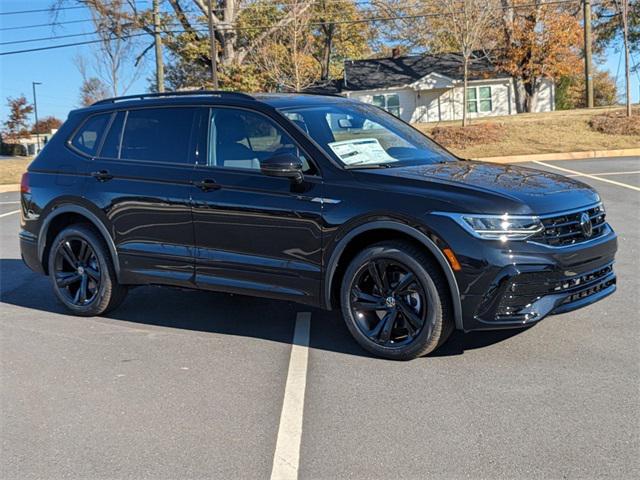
xmin=583 ymin=0 xmax=594 ymax=108
xmin=153 ymin=0 xmax=165 ymax=92
xmin=32 ymin=82 xmax=42 ymax=153
xmin=207 ymin=0 xmax=219 ymax=89
xmin=621 ymin=0 xmax=632 ymax=116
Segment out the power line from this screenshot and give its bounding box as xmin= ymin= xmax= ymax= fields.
xmin=0 ymin=0 xmax=583 ymax=55
xmin=0 ymin=1 xmax=149 ymax=16
xmin=0 ymin=19 xmax=92 ymax=32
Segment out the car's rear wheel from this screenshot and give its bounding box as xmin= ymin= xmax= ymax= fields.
xmin=340 ymin=241 xmax=453 ymax=360
xmin=48 ymin=224 xmax=127 ymax=316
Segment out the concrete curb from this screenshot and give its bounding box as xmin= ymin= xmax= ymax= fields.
xmin=475 ymin=148 xmax=640 ymax=164
xmin=0 ymin=184 xmax=20 ymax=193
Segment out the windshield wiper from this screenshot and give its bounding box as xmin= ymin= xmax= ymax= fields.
xmin=344 ymin=162 xmax=394 ymax=169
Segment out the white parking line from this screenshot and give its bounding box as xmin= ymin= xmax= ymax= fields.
xmin=566 ymin=170 xmax=640 ymax=177
xmin=0 ymin=209 xmax=20 ymax=218
xmin=0 ymin=201 xmax=20 ymax=205
xmin=270 ymin=312 xmax=311 ymax=480
xmin=534 ymin=161 xmax=640 ymax=192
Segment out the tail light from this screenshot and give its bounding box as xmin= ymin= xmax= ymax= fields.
xmin=20 ymin=172 xmax=30 ymax=194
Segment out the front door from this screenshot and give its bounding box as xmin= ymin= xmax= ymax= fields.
xmin=190 ymin=107 xmax=324 ymax=305
xmin=83 ymin=106 xmax=201 ymax=287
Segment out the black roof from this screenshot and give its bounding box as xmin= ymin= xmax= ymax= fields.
xmin=343 ymin=53 xmax=508 ymax=91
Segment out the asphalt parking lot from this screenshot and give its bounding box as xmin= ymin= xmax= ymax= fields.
xmin=1 ymin=157 xmax=639 ymax=479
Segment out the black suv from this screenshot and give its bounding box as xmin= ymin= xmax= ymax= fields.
xmin=19 ymin=91 xmax=617 ymax=359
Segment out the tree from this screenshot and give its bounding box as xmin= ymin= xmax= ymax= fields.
xmin=2 ymin=96 xmax=33 ymax=141
xmin=498 ymin=0 xmax=583 ymax=112
xmin=79 ymin=77 xmax=110 ymax=107
xmin=253 ymin=1 xmax=318 ymax=91
xmin=439 ymin=0 xmax=498 ymax=126
xmin=594 ymin=0 xmax=639 ymax=58
xmin=555 ymin=70 xmax=618 ymax=109
xmin=55 ymin=0 xmax=145 ymax=96
xmin=32 ymin=116 xmax=63 ymax=134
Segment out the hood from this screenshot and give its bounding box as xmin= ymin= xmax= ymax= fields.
xmin=356 ymin=160 xmax=600 ymax=215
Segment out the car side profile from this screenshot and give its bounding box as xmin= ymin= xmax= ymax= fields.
xmin=19 ymin=91 xmax=618 ymax=360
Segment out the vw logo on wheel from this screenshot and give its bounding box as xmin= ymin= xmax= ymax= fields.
xmin=579 ymin=212 xmax=593 ymax=238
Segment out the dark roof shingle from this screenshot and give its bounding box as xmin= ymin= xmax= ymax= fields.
xmin=343 ymin=53 xmax=508 ymax=91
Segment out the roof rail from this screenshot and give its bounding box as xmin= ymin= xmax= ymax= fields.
xmin=91 ymin=90 xmax=255 ymax=106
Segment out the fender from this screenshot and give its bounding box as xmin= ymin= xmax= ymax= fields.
xmin=324 ymin=221 xmax=464 ymax=330
xmin=37 ymin=204 xmax=121 ymax=279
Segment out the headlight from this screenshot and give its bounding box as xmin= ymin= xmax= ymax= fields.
xmin=441 ymin=213 xmax=544 ymax=241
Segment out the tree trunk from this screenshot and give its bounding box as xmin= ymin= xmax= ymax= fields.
xmin=513 ymin=78 xmax=527 ymax=113
xmin=462 ymin=57 xmax=468 ymax=127
xmin=523 ymin=79 xmax=539 ymax=113
xmin=320 ymin=24 xmax=334 ymax=81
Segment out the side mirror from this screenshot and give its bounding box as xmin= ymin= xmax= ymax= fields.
xmin=260 ymin=153 xmax=304 ymax=183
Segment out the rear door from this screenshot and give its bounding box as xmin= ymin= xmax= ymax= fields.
xmin=83 ymin=106 xmax=201 ymax=287
xmin=190 ymin=106 xmax=324 ymax=305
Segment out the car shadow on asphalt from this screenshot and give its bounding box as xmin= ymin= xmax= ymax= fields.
xmin=0 ymin=259 xmax=527 ymax=359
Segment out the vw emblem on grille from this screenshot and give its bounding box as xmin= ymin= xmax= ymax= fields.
xmin=579 ymin=212 xmax=593 ymax=238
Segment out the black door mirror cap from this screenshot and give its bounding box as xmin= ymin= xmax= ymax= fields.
xmin=260 ymin=153 xmax=304 ymax=183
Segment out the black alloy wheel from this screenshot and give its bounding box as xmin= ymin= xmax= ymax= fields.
xmin=350 ymin=259 xmax=429 ymax=347
xmin=48 ymin=224 xmax=128 ymax=316
xmin=53 ymin=236 xmax=101 ymax=306
xmin=340 ymin=241 xmax=453 ymax=360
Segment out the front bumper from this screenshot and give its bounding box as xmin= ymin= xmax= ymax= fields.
xmin=425 ymin=215 xmax=618 ymax=331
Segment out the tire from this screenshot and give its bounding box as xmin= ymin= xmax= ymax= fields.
xmin=340 ymin=240 xmax=454 ymax=360
xmin=48 ymin=224 xmax=127 ymax=316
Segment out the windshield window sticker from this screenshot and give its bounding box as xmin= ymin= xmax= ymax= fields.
xmin=327 ymin=138 xmax=397 ymax=165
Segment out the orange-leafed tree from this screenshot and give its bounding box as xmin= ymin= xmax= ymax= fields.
xmin=2 ymin=96 xmax=33 ymax=141
xmin=498 ymin=0 xmax=583 ymax=112
xmin=32 ymin=116 xmax=63 ymax=134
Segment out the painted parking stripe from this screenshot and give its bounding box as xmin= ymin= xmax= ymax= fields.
xmin=0 ymin=201 xmax=20 ymax=205
xmin=0 ymin=209 xmax=19 ymax=218
xmin=533 ymin=161 xmax=640 ymax=192
xmin=270 ymin=312 xmax=311 ymax=480
xmin=566 ymin=170 xmax=640 ymax=177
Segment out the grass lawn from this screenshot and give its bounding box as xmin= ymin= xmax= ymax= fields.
xmin=0 ymin=157 xmax=31 ymax=185
xmin=416 ymin=106 xmax=640 ymax=158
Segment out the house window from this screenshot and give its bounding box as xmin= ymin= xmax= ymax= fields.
xmin=467 ymin=86 xmax=492 ymax=113
xmin=372 ymin=94 xmax=401 ymax=117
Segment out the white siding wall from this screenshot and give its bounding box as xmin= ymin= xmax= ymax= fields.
xmin=345 ymin=77 xmax=554 ymax=122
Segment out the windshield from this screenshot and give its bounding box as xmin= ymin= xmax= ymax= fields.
xmin=279 ymin=102 xmax=457 ymax=168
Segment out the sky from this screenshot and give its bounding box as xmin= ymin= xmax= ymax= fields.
xmin=1 ymin=0 xmax=639 ymax=125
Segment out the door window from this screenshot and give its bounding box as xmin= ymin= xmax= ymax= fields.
xmin=69 ymin=113 xmax=111 ymax=156
xmin=120 ymin=107 xmax=196 ymax=163
xmin=208 ymin=108 xmax=315 ymax=174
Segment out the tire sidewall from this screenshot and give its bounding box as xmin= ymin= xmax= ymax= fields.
xmin=340 ymin=244 xmax=442 ymax=360
xmin=48 ymin=225 xmax=114 ymax=316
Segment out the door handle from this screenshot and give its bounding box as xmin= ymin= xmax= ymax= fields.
xmin=194 ymin=178 xmax=220 ymax=191
xmin=91 ymin=170 xmax=113 ymax=181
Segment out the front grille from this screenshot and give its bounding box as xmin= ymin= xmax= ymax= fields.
xmin=496 ymin=262 xmax=615 ymax=319
xmin=531 ymin=204 xmax=607 ymax=247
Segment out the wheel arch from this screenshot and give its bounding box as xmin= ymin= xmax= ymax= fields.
xmin=37 ymin=204 xmax=120 ymax=280
xmin=324 ymin=221 xmax=463 ymax=330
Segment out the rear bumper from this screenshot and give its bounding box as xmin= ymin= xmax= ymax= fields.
xmin=19 ymin=229 xmax=44 ymax=275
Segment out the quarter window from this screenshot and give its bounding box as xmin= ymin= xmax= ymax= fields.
xmin=99 ymin=111 xmax=125 ymax=158
xmin=467 ymin=86 xmax=492 ymax=113
xmin=70 ymin=113 xmax=111 ymax=156
xmin=209 ymin=108 xmax=314 ymax=174
xmin=372 ymin=94 xmax=401 ymax=117
xmin=120 ymin=108 xmax=196 ymax=163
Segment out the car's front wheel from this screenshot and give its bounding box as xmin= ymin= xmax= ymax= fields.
xmin=48 ymin=224 xmax=127 ymax=316
xmin=340 ymin=241 xmax=453 ymax=360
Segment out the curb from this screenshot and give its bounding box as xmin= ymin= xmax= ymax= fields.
xmin=475 ymin=148 xmax=640 ymax=164
xmin=0 ymin=184 xmax=20 ymax=193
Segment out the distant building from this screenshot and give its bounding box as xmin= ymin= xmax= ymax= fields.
xmin=1 ymin=129 xmax=58 ymax=156
xmin=307 ymin=52 xmax=555 ymax=123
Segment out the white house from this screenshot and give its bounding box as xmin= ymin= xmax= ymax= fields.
xmin=317 ymin=53 xmax=555 ymax=123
